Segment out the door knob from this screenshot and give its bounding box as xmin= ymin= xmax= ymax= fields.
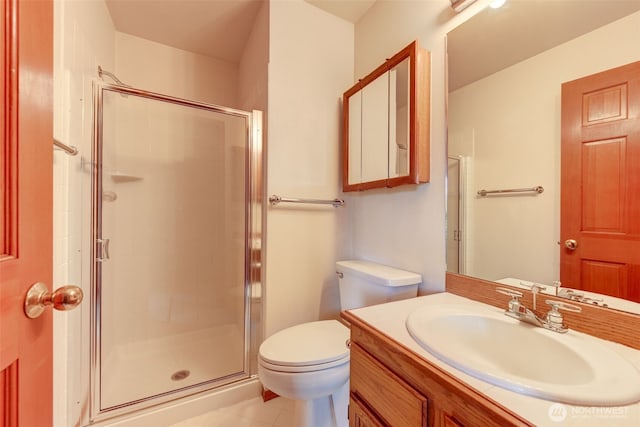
xmin=564 ymin=239 xmax=578 ymax=250
xmin=24 ymin=282 xmax=84 ymax=319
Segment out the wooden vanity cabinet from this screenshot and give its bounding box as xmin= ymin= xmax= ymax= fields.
xmin=350 ymin=395 xmax=386 ymax=427
xmin=343 ymin=312 xmax=533 ymax=427
xmin=350 ymin=343 xmax=427 ymax=425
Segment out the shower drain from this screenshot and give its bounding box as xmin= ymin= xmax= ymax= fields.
xmin=171 ymin=370 xmax=191 ymax=381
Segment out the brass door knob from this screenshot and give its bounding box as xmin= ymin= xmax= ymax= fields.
xmin=564 ymin=239 xmax=578 ymax=250
xmin=24 ymin=282 xmax=84 ymax=319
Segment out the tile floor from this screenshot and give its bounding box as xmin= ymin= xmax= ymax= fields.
xmin=171 ymin=396 xmax=296 ymax=427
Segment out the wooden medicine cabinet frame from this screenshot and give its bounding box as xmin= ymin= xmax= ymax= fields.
xmin=342 ymin=40 xmax=430 ymax=192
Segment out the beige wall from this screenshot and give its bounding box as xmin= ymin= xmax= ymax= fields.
xmin=238 ymin=1 xmax=269 ymax=113
xmin=347 ymin=0 xmax=482 ymax=294
xmin=114 ymin=32 xmax=239 ymax=107
xmin=265 ymin=0 xmax=353 ymax=336
xmin=449 ymin=10 xmax=640 ymax=284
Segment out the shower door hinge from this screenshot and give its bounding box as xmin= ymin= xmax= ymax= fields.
xmin=96 ymin=238 xmax=110 ymax=262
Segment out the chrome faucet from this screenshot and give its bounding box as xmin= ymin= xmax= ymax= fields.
xmin=524 ymin=282 xmax=546 ymax=309
xmin=496 ymin=287 xmax=582 ymax=333
xmin=557 ymin=288 xmax=609 ymax=307
xmin=550 ymin=280 xmax=608 ymax=307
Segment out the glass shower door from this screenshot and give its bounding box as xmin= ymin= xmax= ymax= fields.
xmin=447 ymin=156 xmax=463 ymax=274
xmin=93 ymin=84 xmax=254 ymax=413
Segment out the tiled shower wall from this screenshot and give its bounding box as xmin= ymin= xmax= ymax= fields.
xmin=53 ymin=1 xmax=116 ymax=425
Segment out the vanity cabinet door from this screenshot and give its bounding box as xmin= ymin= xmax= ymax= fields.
xmin=440 ymin=413 xmax=465 ymax=427
xmin=350 ymin=343 xmax=428 ymax=426
xmin=342 ymin=40 xmax=430 ymax=192
xmin=349 ymin=395 xmax=386 ymax=427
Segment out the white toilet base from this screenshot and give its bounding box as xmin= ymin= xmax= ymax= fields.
xmin=258 ymin=356 xmax=350 ymax=427
xmin=291 ymin=381 xmax=349 ymax=427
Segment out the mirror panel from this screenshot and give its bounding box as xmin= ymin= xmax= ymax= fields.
xmin=446 ymin=0 xmax=640 ymax=313
xmin=348 ymin=90 xmax=362 ymax=185
xmin=362 ymin=72 xmax=390 ymax=183
xmin=389 ymin=57 xmax=410 ymax=179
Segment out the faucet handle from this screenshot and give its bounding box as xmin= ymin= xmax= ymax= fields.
xmin=544 ymin=300 xmax=582 ymax=333
xmin=526 ymin=283 xmax=546 ymax=292
xmin=496 ymin=287 xmax=523 ymax=298
xmin=496 ymin=287 xmax=523 ymax=314
xmin=526 ymin=283 xmax=546 ymax=309
xmin=545 ymin=300 xmax=582 ymax=313
xmin=547 ymin=280 xmax=562 ymax=296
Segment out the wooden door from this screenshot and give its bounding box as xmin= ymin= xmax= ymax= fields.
xmin=0 ymin=0 xmax=54 ymax=426
xmin=561 ymin=61 xmax=640 ymax=303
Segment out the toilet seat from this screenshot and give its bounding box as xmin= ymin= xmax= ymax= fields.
xmin=259 ymin=355 xmax=349 ymax=373
xmin=259 ymin=320 xmax=350 ymax=373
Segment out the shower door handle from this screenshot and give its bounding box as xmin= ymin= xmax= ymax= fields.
xmin=24 ymin=282 xmax=84 ymax=319
xmin=96 ymin=238 xmax=110 ymax=261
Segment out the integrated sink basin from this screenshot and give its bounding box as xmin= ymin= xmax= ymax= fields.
xmin=406 ymin=303 xmax=640 ymax=406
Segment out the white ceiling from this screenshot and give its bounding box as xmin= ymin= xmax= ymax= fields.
xmin=306 ymin=0 xmax=376 ymax=23
xmin=447 ymin=0 xmax=640 ymax=91
xmin=104 ymin=0 xmax=640 ymax=87
xmin=105 ymin=0 xmax=375 ymax=63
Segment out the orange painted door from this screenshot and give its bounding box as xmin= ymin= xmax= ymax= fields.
xmin=561 ymin=61 xmax=640 ymax=303
xmin=0 ymin=0 xmax=54 ymax=426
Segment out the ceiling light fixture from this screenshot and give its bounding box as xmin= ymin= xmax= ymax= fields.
xmin=450 ymin=0 xmax=478 ymax=13
xmin=489 ymin=0 xmax=507 ymax=9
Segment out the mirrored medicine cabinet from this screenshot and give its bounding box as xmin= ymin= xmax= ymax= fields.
xmin=342 ymin=40 xmax=431 ymax=192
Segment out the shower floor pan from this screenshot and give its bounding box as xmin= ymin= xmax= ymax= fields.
xmin=100 ymin=324 xmax=245 ymax=410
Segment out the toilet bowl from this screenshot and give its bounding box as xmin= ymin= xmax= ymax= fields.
xmin=258 ymin=260 xmax=422 ymax=427
xmin=258 ymin=320 xmax=350 ymax=427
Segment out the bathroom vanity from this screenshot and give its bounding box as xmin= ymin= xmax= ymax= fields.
xmin=343 ymin=295 xmax=530 ymax=427
xmin=342 ymin=293 xmax=640 ymax=427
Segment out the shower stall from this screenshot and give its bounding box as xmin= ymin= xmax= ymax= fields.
xmin=86 ymin=81 xmax=263 ymax=422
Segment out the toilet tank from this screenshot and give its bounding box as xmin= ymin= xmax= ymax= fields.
xmin=336 ymin=260 xmax=421 ymax=310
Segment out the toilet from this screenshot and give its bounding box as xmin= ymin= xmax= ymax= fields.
xmin=258 ymin=260 xmax=422 ymax=427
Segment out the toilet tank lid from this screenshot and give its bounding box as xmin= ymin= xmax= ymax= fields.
xmin=336 ymin=260 xmax=422 ymax=287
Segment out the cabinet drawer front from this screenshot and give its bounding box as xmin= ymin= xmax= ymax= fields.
xmin=351 ymin=344 xmax=427 ymax=426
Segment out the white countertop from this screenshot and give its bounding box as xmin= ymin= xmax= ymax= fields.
xmin=347 ymin=292 xmax=640 ymax=427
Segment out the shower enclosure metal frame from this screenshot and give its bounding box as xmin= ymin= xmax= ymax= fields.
xmin=88 ymin=81 xmax=264 ymax=422
xmin=447 ymin=155 xmax=466 ymax=274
